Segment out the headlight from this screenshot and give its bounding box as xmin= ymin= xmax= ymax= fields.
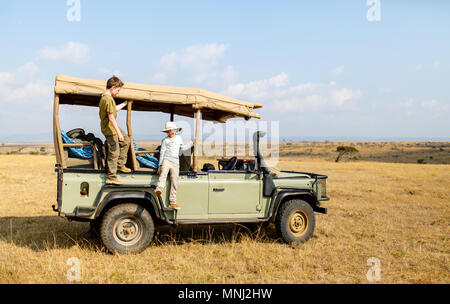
xmin=318 ymin=177 xmax=327 ymax=199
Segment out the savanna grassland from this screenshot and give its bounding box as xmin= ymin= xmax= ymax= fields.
xmin=0 ymin=142 xmax=449 ymax=284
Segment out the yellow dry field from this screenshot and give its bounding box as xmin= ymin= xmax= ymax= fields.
xmin=0 ymin=154 xmax=448 ymax=284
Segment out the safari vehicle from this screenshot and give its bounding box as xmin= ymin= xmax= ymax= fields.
xmin=52 ymin=75 xmax=329 ymax=254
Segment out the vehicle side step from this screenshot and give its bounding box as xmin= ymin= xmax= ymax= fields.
xmin=74 ymin=206 xmax=96 ymax=217
xmin=162 ymin=208 xmax=177 ymax=212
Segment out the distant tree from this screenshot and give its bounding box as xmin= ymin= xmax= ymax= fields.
xmin=335 ymin=146 xmax=359 ymax=162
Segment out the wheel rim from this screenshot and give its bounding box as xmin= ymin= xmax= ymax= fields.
xmin=113 ymin=216 xmax=144 ymax=246
xmin=288 ymin=210 xmax=308 ymax=236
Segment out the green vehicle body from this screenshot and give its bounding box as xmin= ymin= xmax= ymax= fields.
xmin=54 ymin=132 xmax=329 ymax=230
xmin=56 ymin=168 xmax=328 ymax=224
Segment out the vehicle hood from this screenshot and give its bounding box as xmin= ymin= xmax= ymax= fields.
xmin=273 ymin=171 xmax=312 ymax=179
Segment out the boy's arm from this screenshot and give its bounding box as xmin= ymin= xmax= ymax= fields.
xmin=116 ymin=100 xmax=132 ymax=111
xmin=108 ymin=114 xmax=124 ymax=141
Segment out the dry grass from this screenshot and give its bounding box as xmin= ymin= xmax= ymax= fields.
xmin=0 ymin=153 xmax=449 ymax=284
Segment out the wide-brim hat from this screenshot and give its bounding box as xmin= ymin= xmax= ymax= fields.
xmin=161 ymin=121 xmax=182 ymax=132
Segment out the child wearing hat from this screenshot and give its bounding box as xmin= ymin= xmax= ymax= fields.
xmin=155 ymin=121 xmax=193 ymax=210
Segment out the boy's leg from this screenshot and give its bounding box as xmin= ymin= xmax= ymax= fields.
xmin=106 ymin=135 xmax=119 ymax=180
xmin=118 ymin=128 xmax=131 ymax=168
xmin=168 ymin=161 xmax=179 ymax=204
xmin=156 ymin=160 xmax=170 ymax=192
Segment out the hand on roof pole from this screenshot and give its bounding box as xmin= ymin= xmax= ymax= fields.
xmin=116 ymin=101 xmax=128 ymax=111
xmin=127 ymin=100 xmax=133 ymax=106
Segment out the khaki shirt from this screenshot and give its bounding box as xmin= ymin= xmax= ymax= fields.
xmin=99 ymin=93 xmax=117 ymax=136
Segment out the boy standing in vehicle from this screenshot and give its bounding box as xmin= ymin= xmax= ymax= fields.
xmin=155 ymin=122 xmax=193 ymax=210
xmin=99 ymin=76 xmax=132 ymax=185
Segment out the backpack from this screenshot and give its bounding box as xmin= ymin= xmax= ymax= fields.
xmin=66 ymin=128 xmax=106 ymax=162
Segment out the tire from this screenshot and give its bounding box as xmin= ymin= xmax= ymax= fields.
xmin=275 ymin=199 xmax=315 ymax=244
xmin=100 ymin=203 xmax=155 ymax=254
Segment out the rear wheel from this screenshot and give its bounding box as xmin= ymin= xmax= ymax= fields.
xmin=100 ymin=203 xmax=154 ymax=254
xmin=275 ymin=199 xmax=315 ymax=244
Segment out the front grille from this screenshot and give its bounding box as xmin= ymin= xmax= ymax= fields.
xmin=319 ymin=178 xmax=327 ymax=198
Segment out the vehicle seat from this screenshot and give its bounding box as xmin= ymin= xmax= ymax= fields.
xmin=202 ymin=163 xmax=215 ymax=172
xmin=222 ymin=156 xmax=238 ymax=170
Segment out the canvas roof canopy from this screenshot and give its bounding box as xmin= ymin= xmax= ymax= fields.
xmin=54 ymin=74 xmax=262 ymax=122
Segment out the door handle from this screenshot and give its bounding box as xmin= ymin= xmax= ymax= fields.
xmin=213 ymin=188 xmax=225 ymax=192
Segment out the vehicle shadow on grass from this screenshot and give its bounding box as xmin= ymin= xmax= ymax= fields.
xmin=153 ymin=223 xmax=281 ymax=246
xmin=0 ymin=216 xmax=99 ymax=252
xmin=0 ymin=216 xmax=282 ymax=252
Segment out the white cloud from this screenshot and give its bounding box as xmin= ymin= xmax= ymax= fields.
xmin=220 ymin=65 xmax=238 ymax=86
xmin=330 ymin=88 xmax=361 ymax=106
xmin=273 ymin=94 xmax=325 ymax=112
xmin=39 ymin=41 xmax=89 ymax=64
xmin=6 ymin=82 xmax=51 ymax=101
xmin=152 ymin=43 xmax=229 ymax=85
xmin=287 ymin=82 xmax=321 ymax=94
xmin=225 ymin=72 xmax=361 ymax=113
xmin=268 ymin=72 xmax=289 ymax=87
xmin=225 ymin=72 xmax=289 ymax=100
xmin=160 ymin=43 xmax=228 ymax=70
xmin=0 ymin=72 xmax=14 ymax=84
xmin=18 ymin=61 xmax=39 ymax=74
xmin=0 ymin=62 xmax=52 ymax=105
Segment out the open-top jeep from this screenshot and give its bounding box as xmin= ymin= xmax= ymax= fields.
xmin=52 ymin=75 xmax=329 ymax=254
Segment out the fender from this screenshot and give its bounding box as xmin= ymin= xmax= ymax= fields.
xmin=270 ymin=188 xmax=327 ymax=222
xmin=94 ymin=190 xmax=162 ymax=220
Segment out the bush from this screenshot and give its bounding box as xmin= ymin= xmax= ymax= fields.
xmin=335 ymin=146 xmax=359 ymax=162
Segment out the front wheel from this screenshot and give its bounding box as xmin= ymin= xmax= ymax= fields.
xmin=100 ymin=203 xmax=155 ymax=254
xmin=275 ymin=199 xmax=315 ymax=244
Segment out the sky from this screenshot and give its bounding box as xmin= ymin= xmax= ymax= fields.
xmin=0 ymin=0 xmax=449 ymax=142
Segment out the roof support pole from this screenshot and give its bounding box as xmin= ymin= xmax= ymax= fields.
xmin=170 ymin=105 xmax=175 ymax=122
xmin=53 ymin=93 xmax=65 ymax=168
xmin=193 ymin=109 xmax=202 ymax=172
xmin=127 ymin=102 xmax=139 ymax=171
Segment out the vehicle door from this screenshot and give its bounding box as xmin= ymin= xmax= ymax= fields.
xmin=208 ymin=170 xmax=261 ymax=215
